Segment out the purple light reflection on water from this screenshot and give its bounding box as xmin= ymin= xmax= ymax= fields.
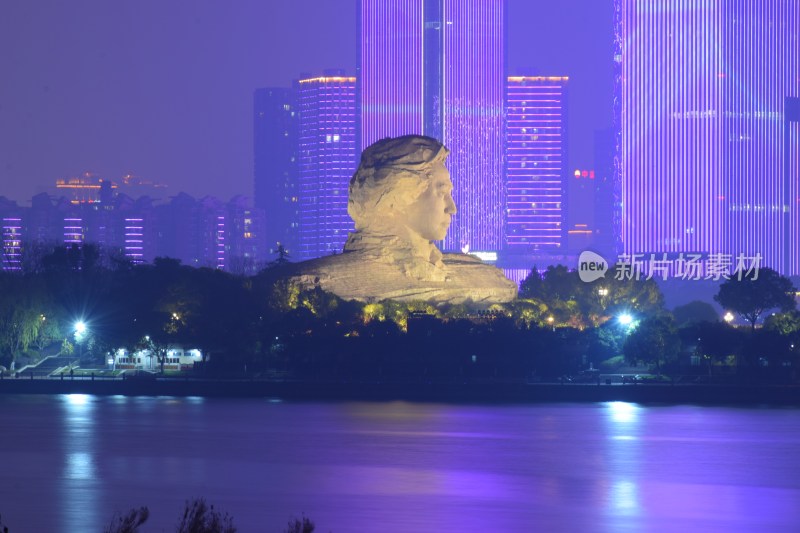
xmin=0 ymin=396 xmax=799 ymax=532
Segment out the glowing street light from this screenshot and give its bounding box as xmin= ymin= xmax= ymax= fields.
xmin=74 ymin=321 xmax=88 ymax=343
xmin=618 ymin=313 xmax=633 ymax=326
xmin=723 ymin=312 xmax=734 ymax=323
xmin=73 ymin=320 xmax=88 ymax=362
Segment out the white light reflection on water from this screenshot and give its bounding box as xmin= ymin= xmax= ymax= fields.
xmin=60 ymin=394 xmax=100 ymax=530
xmin=603 ymin=401 xmax=642 ymax=520
xmin=65 ymin=452 xmax=96 ymax=480
xmin=607 ymin=400 xmax=639 ymax=425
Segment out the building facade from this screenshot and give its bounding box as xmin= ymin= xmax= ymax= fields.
xmin=359 ymin=0 xmax=506 ymax=253
xmin=295 ymin=74 xmax=358 ymax=260
xmin=253 ymin=87 xmax=299 ymax=258
xmin=0 ymin=197 xmax=23 ymax=272
xmin=615 ymin=0 xmax=800 ymax=274
xmin=505 ymin=76 xmax=568 ymax=254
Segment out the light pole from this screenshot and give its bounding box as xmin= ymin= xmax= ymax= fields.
xmin=74 ymin=321 xmax=87 ymax=363
xmin=597 ymin=287 xmax=609 ymax=309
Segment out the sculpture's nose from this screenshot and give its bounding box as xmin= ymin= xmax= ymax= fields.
xmin=445 ymin=194 xmax=456 ymax=215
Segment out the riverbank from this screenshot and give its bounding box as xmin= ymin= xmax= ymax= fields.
xmin=1 ymin=377 xmax=799 ymax=405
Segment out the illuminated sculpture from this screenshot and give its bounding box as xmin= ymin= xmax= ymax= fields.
xmin=287 ymin=135 xmax=517 ymax=305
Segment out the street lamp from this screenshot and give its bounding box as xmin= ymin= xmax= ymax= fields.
xmin=723 ymin=312 xmax=734 ymax=324
xmin=618 ymin=313 xmax=633 ymax=326
xmin=74 ymin=321 xmax=88 ymax=362
xmin=597 ymin=287 xmax=610 ymax=311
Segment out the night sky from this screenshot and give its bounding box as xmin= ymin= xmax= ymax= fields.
xmin=0 ymin=0 xmax=612 ymax=204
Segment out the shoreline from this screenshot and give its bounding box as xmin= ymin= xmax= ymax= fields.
xmin=1 ymin=378 xmax=799 ymax=406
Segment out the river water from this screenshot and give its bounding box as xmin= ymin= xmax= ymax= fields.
xmin=0 ymin=394 xmax=798 ymax=532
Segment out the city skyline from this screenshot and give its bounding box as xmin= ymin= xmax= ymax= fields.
xmin=0 ymin=0 xmax=612 ymax=204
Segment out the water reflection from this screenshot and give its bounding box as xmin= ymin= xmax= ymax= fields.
xmin=65 ymin=452 xmax=96 ymax=480
xmin=0 ymin=396 xmax=797 ymax=532
xmin=603 ymin=402 xmax=642 ymax=521
xmin=60 ymin=394 xmax=100 ymax=530
xmin=607 ymin=400 xmax=639 ymax=425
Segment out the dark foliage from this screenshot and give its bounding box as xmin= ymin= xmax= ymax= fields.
xmin=175 ymin=498 xmax=236 ymax=533
xmin=672 ymin=300 xmax=720 ymax=326
xmin=715 ymin=268 xmax=797 ymax=329
xmin=103 ymin=506 xmax=150 ymax=533
xmin=284 ymin=515 xmax=315 ymax=533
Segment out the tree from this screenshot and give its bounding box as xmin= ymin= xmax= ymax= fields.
xmin=284 ymin=515 xmax=315 ymax=533
xmin=672 ymin=300 xmax=720 ymax=326
xmin=32 ymin=313 xmax=63 ymax=352
xmin=518 ymin=266 xmax=543 ymax=299
xmin=104 ymin=506 xmax=149 ymax=533
xmin=0 ymin=274 xmax=49 ymax=369
xmin=679 ymin=320 xmax=742 ymax=375
xmin=714 ymin=268 xmax=797 ymax=330
xmin=764 ymin=311 xmax=800 ymax=335
xmin=175 ymin=498 xmax=236 ymax=533
xmin=518 ymin=264 xmax=665 ymax=329
xmin=623 ymin=315 xmax=680 ymax=373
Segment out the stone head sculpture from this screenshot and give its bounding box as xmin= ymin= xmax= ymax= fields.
xmin=348 ymin=135 xmax=457 ymax=243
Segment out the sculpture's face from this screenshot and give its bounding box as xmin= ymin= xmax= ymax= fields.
xmin=405 ymin=162 xmax=457 ymax=241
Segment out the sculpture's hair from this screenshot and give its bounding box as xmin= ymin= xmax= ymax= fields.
xmin=348 ymin=135 xmax=450 ymax=230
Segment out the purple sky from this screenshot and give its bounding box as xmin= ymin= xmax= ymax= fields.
xmin=0 ymin=0 xmax=612 ymax=205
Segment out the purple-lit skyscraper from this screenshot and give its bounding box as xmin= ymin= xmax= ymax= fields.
xmin=505 ymin=76 xmax=568 ymax=252
xmin=254 ymin=88 xmax=299 ymax=257
xmin=296 ymin=74 xmax=358 ymax=260
xmin=1 ymin=218 xmax=23 ymax=272
xmin=359 ymin=0 xmax=506 ymax=253
xmin=358 ymin=2 xmax=424 ymax=146
xmin=615 ymin=0 xmax=800 ymax=274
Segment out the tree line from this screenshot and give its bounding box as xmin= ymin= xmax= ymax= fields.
xmin=1 ymin=244 xmax=798 ymax=382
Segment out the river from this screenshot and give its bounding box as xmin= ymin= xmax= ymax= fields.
xmin=0 ymin=394 xmax=798 ymax=532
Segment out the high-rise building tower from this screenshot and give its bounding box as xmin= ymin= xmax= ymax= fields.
xmin=615 ymin=0 xmax=800 ymax=274
xmin=0 ymin=197 xmax=23 ymax=272
xmin=295 ymin=73 xmax=358 ymax=260
xmin=254 ymin=88 xmax=299 ymax=258
xmin=505 ymin=76 xmax=568 ymax=253
xmin=359 ymin=0 xmax=506 ymax=253
xmin=593 ymin=127 xmax=618 ymax=260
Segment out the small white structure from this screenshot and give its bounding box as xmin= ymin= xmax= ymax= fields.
xmin=110 ymin=346 xmax=203 ymax=371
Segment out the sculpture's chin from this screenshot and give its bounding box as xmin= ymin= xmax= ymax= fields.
xmin=429 ymin=228 xmax=448 ymax=241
